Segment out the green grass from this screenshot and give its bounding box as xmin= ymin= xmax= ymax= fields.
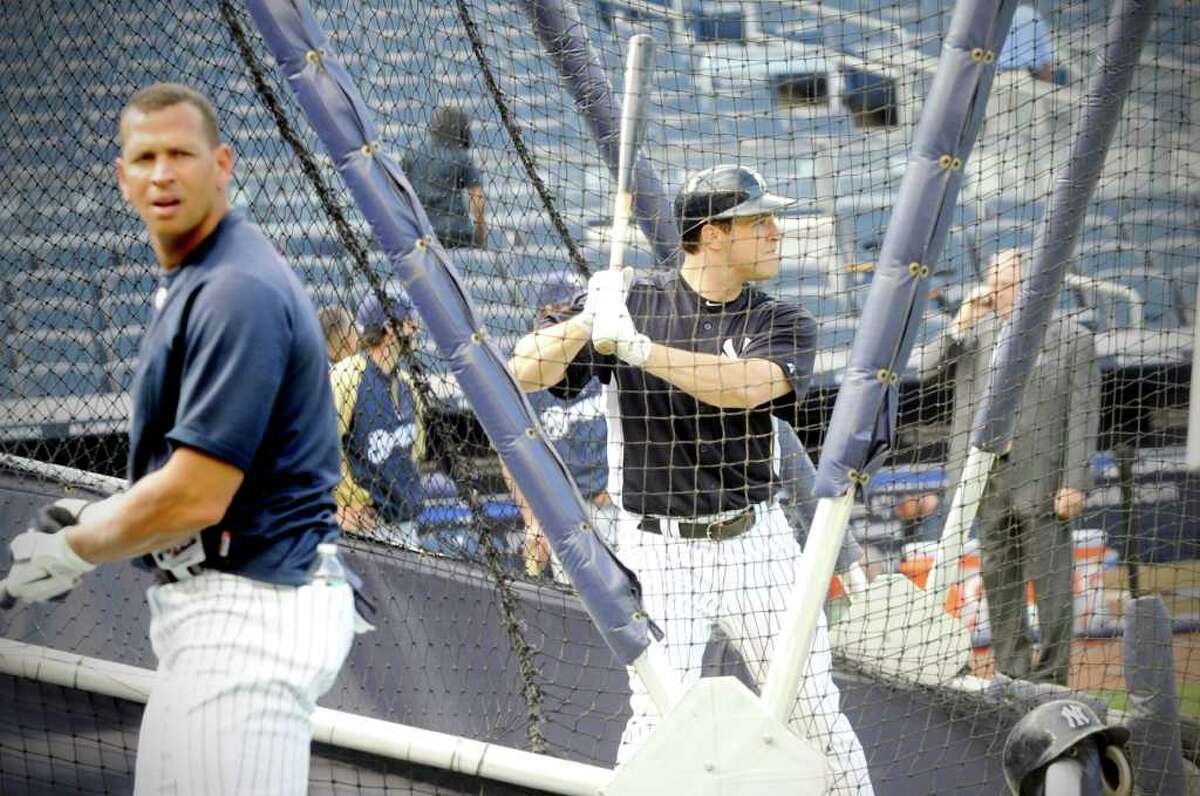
xmin=1089 ymin=682 xmax=1200 ymax=721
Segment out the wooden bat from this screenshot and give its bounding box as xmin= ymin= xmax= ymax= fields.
xmin=594 ymin=33 xmax=655 ymax=355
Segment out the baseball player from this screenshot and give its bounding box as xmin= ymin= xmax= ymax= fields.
xmin=330 ymin=290 xmax=428 ymax=544
xmin=507 ymin=270 xmax=614 ymax=579
xmin=509 ymin=165 xmax=873 ymax=793
xmin=0 ymin=83 xmax=355 ymax=794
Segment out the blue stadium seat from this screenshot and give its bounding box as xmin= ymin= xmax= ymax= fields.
xmin=11 ymin=267 xmax=100 ymax=303
xmin=99 ymin=325 xmax=143 ymax=363
xmin=107 ymin=361 xmax=138 ymax=392
xmin=98 ymin=295 xmax=153 ymax=329
xmin=103 ymin=264 xmax=160 ymax=297
xmin=14 ymin=298 xmax=103 ymax=333
xmin=14 ymin=363 xmax=108 ymax=398
xmin=11 ymin=331 xmax=98 ymax=366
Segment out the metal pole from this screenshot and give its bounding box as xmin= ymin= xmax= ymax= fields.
xmin=760 ymin=490 xmax=855 ymax=722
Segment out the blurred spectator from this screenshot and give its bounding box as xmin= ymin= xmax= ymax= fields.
xmin=998 ymin=2 xmax=1056 ymax=83
xmin=912 ymin=249 xmax=1099 ymax=685
xmin=330 ymin=290 xmax=428 ymax=545
xmin=506 ymin=271 xmax=613 ymax=580
xmin=402 ymin=105 xmax=488 ymax=249
xmin=318 ymin=304 xmax=358 ymax=363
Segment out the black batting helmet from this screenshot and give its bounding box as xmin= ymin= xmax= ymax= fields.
xmin=674 ymin=165 xmax=796 ymax=240
xmin=1003 ymin=700 xmax=1132 ymax=795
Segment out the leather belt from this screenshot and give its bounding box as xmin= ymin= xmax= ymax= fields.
xmin=639 ymin=508 xmax=755 ymax=541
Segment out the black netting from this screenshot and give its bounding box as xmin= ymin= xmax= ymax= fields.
xmin=1 ymin=0 xmax=1198 ymax=793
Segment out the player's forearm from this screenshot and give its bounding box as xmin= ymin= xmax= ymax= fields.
xmin=509 ymin=318 xmax=592 ymax=392
xmin=641 ymin=344 xmax=788 ymax=409
xmin=66 ymin=467 xmax=231 ymax=564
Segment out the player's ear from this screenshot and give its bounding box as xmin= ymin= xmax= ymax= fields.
xmin=700 ymin=221 xmax=725 ymax=251
xmin=214 ymin=143 xmax=234 ymax=190
xmin=115 ymin=157 xmax=129 ymax=202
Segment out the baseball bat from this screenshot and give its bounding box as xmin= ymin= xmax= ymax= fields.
xmin=594 ymin=33 xmax=655 ymax=356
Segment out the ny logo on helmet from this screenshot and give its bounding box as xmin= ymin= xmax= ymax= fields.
xmin=1060 ymin=703 xmax=1094 ymax=729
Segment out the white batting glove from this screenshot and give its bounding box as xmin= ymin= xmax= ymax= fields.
xmin=600 ymin=306 xmax=651 ymax=367
xmin=578 ymin=267 xmax=633 ymax=331
xmin=5 ymin=526 xmax=95 ymax=603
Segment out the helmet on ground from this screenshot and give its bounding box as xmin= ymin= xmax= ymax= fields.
xmin=1003 ymin=699 xmax=1132 ymax=795
xmin=674 ymin=165 xmax=796 ymax=238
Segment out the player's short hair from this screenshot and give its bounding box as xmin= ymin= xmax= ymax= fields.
xmin=120 ymin=82 xmax=221 ymax=147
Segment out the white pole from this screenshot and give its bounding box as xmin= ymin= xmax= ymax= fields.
xmin=0 ymin=639 xmax=612 ymax=796
xmin=1187 ymin=274 xmax=1200 ymax=471
xmin=629 ymin=638 xmax=685 ymax=714
xmin=760 ymin=489 xmax=856 ymax=723
xmin=927 ymin=447 xmax=998 ymax=599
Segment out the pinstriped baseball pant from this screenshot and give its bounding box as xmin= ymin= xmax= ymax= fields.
xmin=134 ymin=572 xmax=355 ymax=795
xmin=615 ymin=503 xmax=874 ymax=795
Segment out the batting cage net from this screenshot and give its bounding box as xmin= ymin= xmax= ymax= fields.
xmin=1 ymin=0 xmax=1198 ymax=793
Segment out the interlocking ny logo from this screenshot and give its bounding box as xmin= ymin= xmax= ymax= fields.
xmin=1060 ymin=703 xmax=1093 ymax=730
xmin=722 ymin=337 xmax=752 ymax=359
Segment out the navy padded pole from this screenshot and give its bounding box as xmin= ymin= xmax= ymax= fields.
xmin=244 ymin=0 xmax=653 ymax=665
xmin=971 ymin=0 xmax=1157 ymax=452
xmin=517 ymin=0 xmax=681 ymax=266
xmin=813 ymin=0 xmax=1021 ymax=498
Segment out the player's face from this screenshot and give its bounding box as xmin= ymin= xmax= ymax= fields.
xmin=725 ymin=214 xmax=782 ymax=282
xmin=116 ymin=103 xmax=233 ymax=267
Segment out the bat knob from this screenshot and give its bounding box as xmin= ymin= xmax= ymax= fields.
xmin=0 ymin=587 xmax=15 ymax=610
xmin=594 ymin=339 xmax=617 ymax=356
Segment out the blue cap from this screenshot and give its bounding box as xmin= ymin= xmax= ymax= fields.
xmin=536 ymin=270 xmax=584 ymax=309
xmin=356 ymin=290 xmax=414 ymax=336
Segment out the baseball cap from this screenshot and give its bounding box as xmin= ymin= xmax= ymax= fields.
xmin=535 ymin=270 xmax=584 ymax=309
xmin=356 ymin=289 xmax=414 ymax=337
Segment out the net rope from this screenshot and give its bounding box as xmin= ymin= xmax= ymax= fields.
xmin=1 ymin=0 xmax=1197 ymax=793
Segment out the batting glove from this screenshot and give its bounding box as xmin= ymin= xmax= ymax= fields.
xmin=5 ymin=525 xmax=95 ymax=603
xmin=596 ymin=305 xmax=651 ymax=367
xmin=578 ymin=267 xmax=633 ymax=330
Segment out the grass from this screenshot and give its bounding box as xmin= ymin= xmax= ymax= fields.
xmin=1090 ymin=681 xmax=1200 ymax=721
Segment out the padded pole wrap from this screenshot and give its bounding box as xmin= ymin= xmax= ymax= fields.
xmin=245 ymin=0 xmax=654 ymax=666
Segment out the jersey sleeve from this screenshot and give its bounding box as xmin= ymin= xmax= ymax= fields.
xmin=540 ymin=289 xmax=614 ymax=399
xmin=166 ymin=273 xmax=292 ymax=471
xmin=740 ymin=301 xmax=817 ymax=426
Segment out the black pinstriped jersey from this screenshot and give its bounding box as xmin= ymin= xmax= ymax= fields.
xmin=544 ymin=270 xmax=817 ymax=518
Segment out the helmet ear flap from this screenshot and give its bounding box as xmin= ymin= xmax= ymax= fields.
xmin=1100 ymin=744 xmax=1133 ymax=796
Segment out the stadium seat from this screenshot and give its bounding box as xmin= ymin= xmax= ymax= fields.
xmin=14 ymin=362 xmax=108 ymax=398
xmin=11 ymin=267 xmax=100 ymax=303
xmin=13 ymin=297 xmax=103 ymax=334
xmin=10 ymin=330 xmax=99 ymax=367
xmin=98 ymin=325 xmax=143 ymax=364
xmin=98 ymin=295 xmax=153 ymax=329
xmin=102 ymin=263 xmax=160 ymax=297
xmin=106 ymin=360 xmax=138 ymax=392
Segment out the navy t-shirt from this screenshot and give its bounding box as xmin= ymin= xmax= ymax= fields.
xmin=128 ymin=209 xmax=342 ymax=585
xmin=401 ymin=140 xmax=481 ymax=220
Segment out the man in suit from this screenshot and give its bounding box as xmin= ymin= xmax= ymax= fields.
xmin=916 ymin=249 xmax=1099 ymax=684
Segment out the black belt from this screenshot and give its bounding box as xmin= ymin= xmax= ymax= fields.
xmin=639 ymin=508 xmax=755 ymax=541
xmin=154 ymin=564 xmax=207 ymax=584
